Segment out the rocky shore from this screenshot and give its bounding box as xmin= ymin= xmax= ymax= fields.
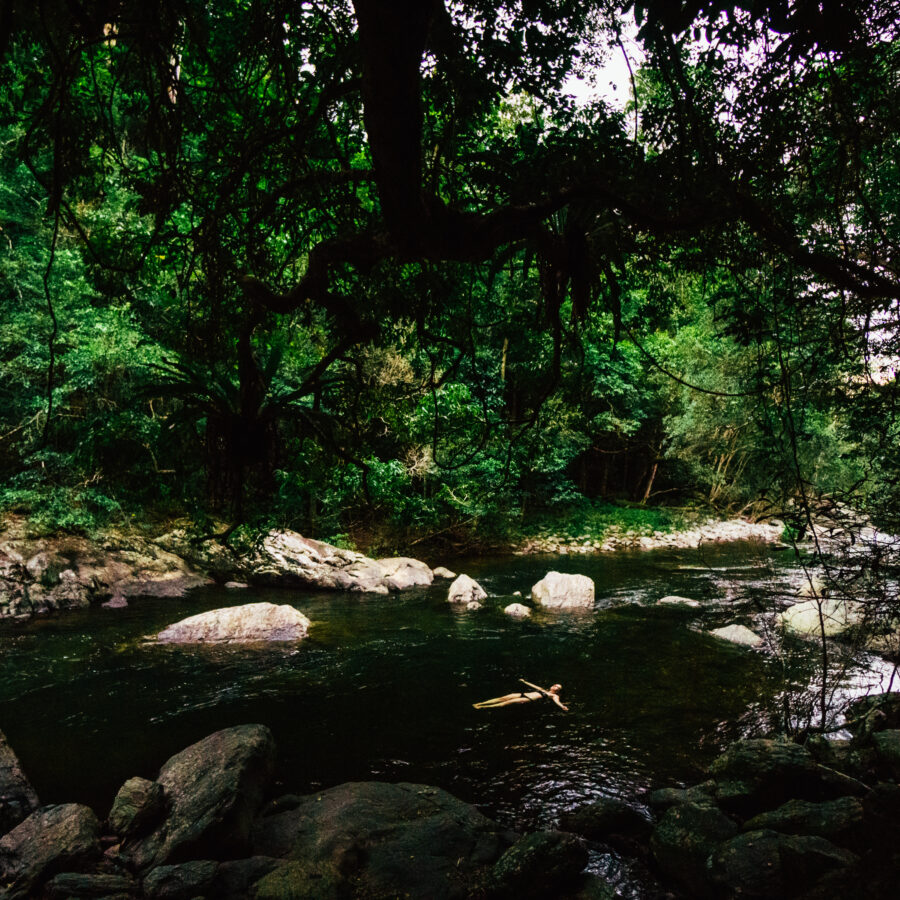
xmin=0 ymin=724 xmax=597 ymax=900
xmin=0 ymin=523 xmax=452 ymax=623
xmin=516 ymin=517 xmax=785 ymax=555
xmin=0 ymin=515 xmax=789 ymax=623
xmin=3 ymin=694 xmax=900 ymax=898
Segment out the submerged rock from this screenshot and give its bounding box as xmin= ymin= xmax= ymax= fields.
xmin=124 ymin=724 xmax=276 ymax=870
xmin=432 ymin=566 xmax=456 ymax=579
xmin=559 ymin=797 xmax=651 ymax=853
xmin=156 ymin=602 xmax=310 ymax=644
xmin=504 ymin=602 xmax=531 ymax=617
xmin=376 ymin=557 xmax=434 ymax=591
xmin=531 ymin=572 xmax=594 ymax=609
xmin=0 ymin=728 xmax=39 ymax=834
xmin=447 ymin=573 xmax=487 ymax=604
xmin=657 ymin=595 xmax=701 ymax=608
xmin=708 ymin=624 xmax=764 ymax=647
xmin=0 ymin=803 xmax=101 ymax=899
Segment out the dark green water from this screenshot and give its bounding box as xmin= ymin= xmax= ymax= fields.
xmin=0 ymin=542 xmax=825 ymax=836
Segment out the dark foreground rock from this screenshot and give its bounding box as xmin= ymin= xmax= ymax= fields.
xmin=0 ymin=729 xmax=39 ymax=834
xmin=122 ymin=724 xmax=276 ymax=870
xmin=629 ymin=700 xmax=900 ymax=899
xmin=252 ymin=781 xmax=514 ymax=899
xmin=0 ymin=725 xmax=601 ymax=899
xmin=0 ymin=803 xmax=101 ymax=899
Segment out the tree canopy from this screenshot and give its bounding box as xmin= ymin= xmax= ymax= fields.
xmin=0 ymin=0 xmax=898 ymax=548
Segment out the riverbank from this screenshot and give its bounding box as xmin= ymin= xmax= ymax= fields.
xmin=0 ymin=511 xmax=785 ymax=622
xmin=514 ymin=516 xmax=785 ymax=554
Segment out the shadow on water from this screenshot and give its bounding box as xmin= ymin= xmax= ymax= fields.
xmin=0 ymin=541 xmax=853 ymax=839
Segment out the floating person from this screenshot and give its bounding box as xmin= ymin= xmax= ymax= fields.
xmin=473 ymin=679 xmax=569 ymax=711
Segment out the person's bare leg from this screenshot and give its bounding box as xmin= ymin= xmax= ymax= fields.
xmin=473 ymin=693 xmax=534 ymax=708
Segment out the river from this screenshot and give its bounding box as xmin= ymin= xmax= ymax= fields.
xmin=0 ymin=540 xmax=886 ymax=888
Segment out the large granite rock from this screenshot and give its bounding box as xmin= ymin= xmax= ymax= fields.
xmin=531 ymin=572 xmax=594 ymax=609
xmin=0 ymin=728 xmax=39 ymax=834
xmin=778 ymin=597 xmax=862 ymax=638
xmin=156 ymin=602 xmax=310 ymax=644
xmin=649 ymin=802 xmax=737 ymax=897
xmin=376 ymin=557 xmax=434 ymax=591
xmin=707 ymin=829 xmax=858 ymax=897
xmin=0 ymin=803 xmax=101 ymax=899
xmin=252 ymin=781 xmax=513 ymax=899
xmin=247 ymin=531 xmax=390 ymax=594
xmin=447 ymin=573 xmax=487 ymax=604
xmin=124 ymin=724 xmax=276 ymax=870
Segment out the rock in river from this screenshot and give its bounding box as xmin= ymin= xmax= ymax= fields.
xmin=447 ymin=573 xmax=487 ymax=604
xmin=248 ymin=530 xmax=390 ymax=594
xmin=156 ymin=602 xmax=310 ymax=644
xmin=531 ymin=571 xmax=594 ymax=609
xmin=376 ymin=556 xmax=434 ymax=591
xmin=504 ymin=602 xmax=531 ymax=617
xmin=657 ymin=595 xmax=701 ymax=608
xmin=778 ymin=596 xmax=862 ymax=638
xmin=708 ymin=624 xmax=764 ymax=647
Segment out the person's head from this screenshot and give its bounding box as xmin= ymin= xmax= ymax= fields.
xmin=549 ymin=683 xmax=562 ymax=694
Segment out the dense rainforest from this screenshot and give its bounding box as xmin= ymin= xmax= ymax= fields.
xmin=0 ymin=0 xmax=898 ymax=553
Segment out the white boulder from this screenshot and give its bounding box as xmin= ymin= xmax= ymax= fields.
xmin=531 ymin=572 xmax=594 ymax=609
xmin=778 ymin=597 xmax=862 ymax=638
xmin=504 ymin=603 xmax=531 ymax=618
xmin=251 ymin=531 xmax=389 ymax=594
xmin=447 ymin=574 xmax=487 ymax=604
xmin=432 ymin=566 xmax=457 ymax=579
xmin=376 ymin=557 xmax=434 ymax=591
xmin=709 ymin=624 xmax=763 ymax=647
xmin=657 ymin=595 xmax=702 ymax=608
xmin=157 ymin=602 xmax=310 ymax=644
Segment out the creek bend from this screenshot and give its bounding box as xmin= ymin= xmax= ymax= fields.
xmin=0 ymin=541 xmax=876 ymax=837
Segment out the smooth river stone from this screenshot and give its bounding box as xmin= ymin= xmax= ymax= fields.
xmin=157 ymin=602 xmax=310 ymax=643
